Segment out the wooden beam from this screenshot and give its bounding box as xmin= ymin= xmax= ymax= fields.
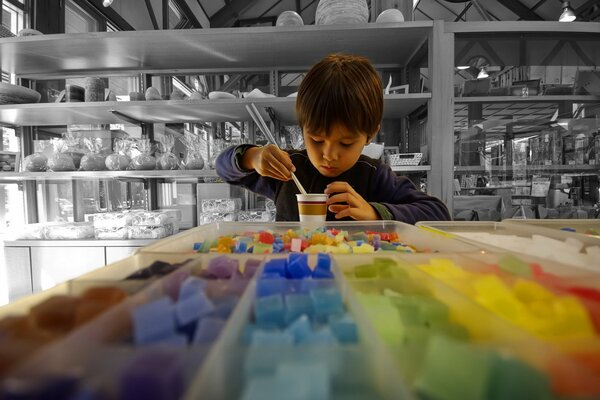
xmin=163 ymin=0 xmax=169 ymax=29
xmin=259 ymin=0 xmax=286 ymax=18
xmin=575 ymin=0 xmax=598 ymax=17
xmin=171 ymin=0 xmax=202 ymax=28
xmin=210 ymin=0 xmax=250 ymax=27
xmin=196 ymin=0 xmax=210 ymax=19
xmin=144 ymin=0 xmax=159 ymax=29
xmin=455 ymin=2 xmax=473 ymax=22
xmin=497 ymin=0 xmax=543 ymax=20
xmin=471 ymin=0 xmax=492 ymax=21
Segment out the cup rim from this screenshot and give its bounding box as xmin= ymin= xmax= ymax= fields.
xmin=296 ymin=193 xmax=328 ymax=202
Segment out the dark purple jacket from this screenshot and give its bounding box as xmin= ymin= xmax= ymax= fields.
xmin=216 ymin=145 xmax=450 ymax=224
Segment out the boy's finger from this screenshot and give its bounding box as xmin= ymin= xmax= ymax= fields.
xmin=272 ymin=149 xmax=296 ymax=172
xmin=267 ymin=161 xmax=292 ymax=181
xmin=328 ymin=204 xmax=349 ymax=213
xmin=266 ymin=153 xmax=293 ymax=179
xmin=334 ymin=207 xmax=358 ymax=220
xmin=324 ymin=181 xmax=353 ymax=194
xmin=327 ymin=193 xmax=360 ymax=208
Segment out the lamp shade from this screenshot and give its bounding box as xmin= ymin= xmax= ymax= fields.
xmin=559 ymin=1 xmax=576 ymax=22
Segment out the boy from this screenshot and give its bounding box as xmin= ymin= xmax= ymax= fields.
xmin=216 ymin=54 xmax=450 ymax=224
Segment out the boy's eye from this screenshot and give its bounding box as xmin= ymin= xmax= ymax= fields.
xmin=310 ymin=138 xmax=324 ymax=144
xmin=341 ymin=142 xmax=355 ymax=147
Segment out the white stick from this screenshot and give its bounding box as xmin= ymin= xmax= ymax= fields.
xmin=245 ymin=103 xmax=308 ymax=195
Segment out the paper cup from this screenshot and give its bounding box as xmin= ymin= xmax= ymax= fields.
xmin=296 ymin=193 xmax=328 ymax=223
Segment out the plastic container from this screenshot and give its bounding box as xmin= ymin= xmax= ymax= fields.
xmin=4 ymin=342 xmax=210 ymax=398
xmin=417 ymin=221 xmax=600 ymax=273
xmin=6 ymin=255 xmax=259 ymax=383
xmin=504 ymin=218 xmax=600 ymax=245
xmin=0 ymin=279 xmax=147 ymax=379
xmin=186 ymin=259 xmax=414 ymax=400
xmin=336 ymin=254 xmax=600 ymax=398
xmin=139 ymin=221 xmax=482 ymax=254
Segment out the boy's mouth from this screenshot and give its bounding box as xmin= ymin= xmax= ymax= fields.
xmin=321 ymin=165 xmax=337 ymax=172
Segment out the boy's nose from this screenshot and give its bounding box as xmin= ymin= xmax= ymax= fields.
xmin=322 ymin=144 xmax=338 ymax=161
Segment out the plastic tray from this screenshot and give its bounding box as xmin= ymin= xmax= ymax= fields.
xmin=5 ymin=254 xmax=260 ymax=385
xmin=335 ymin=254 xmax=600 ymax=397
xmin=417 ymin=220 xmax=600 ymax=249
xmin=139 ymin=221 xmax=482 ymax=254
xmin=74 ymin=252 xmax=263 ymax=282
xmin=504 ymin=218 xmax=600 ymax=245
xmin=416 ymin=221 xmax=600 ymax=272
xmin=187 ymin=261 xmax=414 ymax=400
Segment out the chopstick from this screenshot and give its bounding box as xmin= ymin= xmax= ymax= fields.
xmin=245 ymin=103 xmax=308 ymax=195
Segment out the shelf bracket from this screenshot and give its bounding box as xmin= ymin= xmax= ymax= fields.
xmin=110 ymin=109 xmax=154 ymax=141
xmin=109 ymin=110 xmax=145 ymax=127
xmin=0 ymin=122 xmax=18 ymax=130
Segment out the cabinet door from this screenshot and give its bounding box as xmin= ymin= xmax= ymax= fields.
xmin=105 ymin=246 xmax=141 ymax=265
xmin=4 ymin=247 xmax=32 ymax=302
xmin=31 ymin=247 xmax=105 ymax=293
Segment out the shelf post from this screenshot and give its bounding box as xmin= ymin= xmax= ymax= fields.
xmin=427 ymin=21 xmax=455 ymax=213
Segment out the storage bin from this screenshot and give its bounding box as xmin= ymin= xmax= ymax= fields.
xmin=337 ymin=254 xmax=600 ymax=398
xmin=504 ymin=218 xmax=600 ymax=245
xmin=417 ymin=221 xmax=600 ymax=273
xmin=5 ymin=254 xmax=262 ymax=385
xmin=186 ymin=255 xmax=413 ymax=400
xmin=139 ymin=221 xmax=482 ymax=254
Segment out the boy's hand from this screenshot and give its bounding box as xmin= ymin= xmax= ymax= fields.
xmin=324 ymin=182 xmax=380 ymax=221
xmin=242 ymin=144 xmax=295 ymax=181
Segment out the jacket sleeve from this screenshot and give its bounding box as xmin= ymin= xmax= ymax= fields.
xmin=370 ymin=163 xmax=451 ymax=224
xmin=215 ymin=144 xmax=279 ymax=200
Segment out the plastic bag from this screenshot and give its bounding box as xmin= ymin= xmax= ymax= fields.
xmin=284 ymin=125 xmax=304 ymax=149
xmin=156 ymin=133 xmax=180 ymax=170
xmin=48 ymin=138 xmax=75 ymax=171
xmin=182 ymin=130 xmax=205 ymax=170
xmin=63 ymin=131 xmax=85 ymax=169
xmin=208 ymin=136 xmax=227 ymax=169
xmin=129 ymin=136 xmax=156 ymax=170
xmin=45 ymin=222 xmax=94 ymax=240
xmin=80 ymin=137 xmax=107 ymax=171
xmin=105 ymin=138 xmax=131 ymax=171
xmin=23 ymin=152 xmax=48 ymax=172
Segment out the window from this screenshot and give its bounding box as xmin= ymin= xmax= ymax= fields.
xmin=2 ymin=1 xmax=24 ymax=34
xmin=65 ymin=0 xmax=99 ymax=33
xmin=0 ymin=0 xmax=25 ymax=234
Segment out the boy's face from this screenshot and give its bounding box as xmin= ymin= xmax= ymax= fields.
xmin=304 ymin=123 xmax=370 ymax=178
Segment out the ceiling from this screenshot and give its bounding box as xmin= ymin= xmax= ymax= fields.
xmin=194 ymin=0 xmax=600 ymax=28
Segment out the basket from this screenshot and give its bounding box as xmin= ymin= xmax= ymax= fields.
xmin=387 ymin=152 xmax=423 ymax=167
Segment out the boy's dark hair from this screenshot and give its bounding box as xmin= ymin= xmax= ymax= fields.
xmin=296 ymin=53 xmax=383 ymax=140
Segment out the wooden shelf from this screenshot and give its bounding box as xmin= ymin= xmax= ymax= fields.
xmin=455 ymin=95 xmax=600 ymax=104
xmin=0 ymin=170 xmax=220 ymax=182
xmin=0 ymin=23 xmax=432 ymax=79
xmin=454 ymin=165 xmax=600 ymax=173
xmin=0 ymin=94 xmax=430 ymax=126
xmin=447 ymin=21 xmax=600 ymax=34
